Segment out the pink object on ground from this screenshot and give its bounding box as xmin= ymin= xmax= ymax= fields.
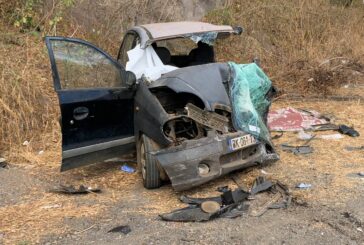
xmin=268 ymin=107 xmax=328 ymax=131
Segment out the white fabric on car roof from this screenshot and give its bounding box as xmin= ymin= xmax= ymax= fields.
xmin=126 ymin=44 xmax=178 ymax=80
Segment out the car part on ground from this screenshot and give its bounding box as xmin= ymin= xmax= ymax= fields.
xmin=160 ymin=176 xmax=291 ymax=222
xmin=338 ymin=124 xmax=360 ymax=137
xmin=49 ymin=185 xmax=101 ymax=194
xmin=108 ymin=225 xmax=131 ymax=234
xmin=281 ymin=144 xmax=313 ymax=155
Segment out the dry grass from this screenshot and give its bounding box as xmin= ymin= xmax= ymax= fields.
xmin=0 ymin=27 xmax=60 ymax=154
xmin=207 ymin=0 xmax=364 ymax=94
xmin=1 ymin=0 xmax=363 ymax=154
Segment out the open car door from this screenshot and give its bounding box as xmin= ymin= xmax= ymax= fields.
xmin=45 ymin=37 xmax=135 ymax=171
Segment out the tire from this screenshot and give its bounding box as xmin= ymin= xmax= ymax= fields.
xmin=137 ymin=134 xmax=162 ymax=189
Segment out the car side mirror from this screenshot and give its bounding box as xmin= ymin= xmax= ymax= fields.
xmin=124 ymin=71 xmax=137 ymax=87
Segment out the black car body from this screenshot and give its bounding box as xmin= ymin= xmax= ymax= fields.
xmin=45 ymin=22 xmax=278 ymax=191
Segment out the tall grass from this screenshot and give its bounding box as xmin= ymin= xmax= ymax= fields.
xmin=207 ymin=0 xmax=364 ymax=93
xmin=0 ymin=30 xmax=60 ymax=154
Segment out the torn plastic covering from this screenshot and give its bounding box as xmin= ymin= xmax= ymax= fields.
xmin=228 ymin=62 xmax=273 ymax=144
xmin=126 ymin=44 xmax=178 ymax=80
xmin=186 ymin=32 xmax=218 ymax=46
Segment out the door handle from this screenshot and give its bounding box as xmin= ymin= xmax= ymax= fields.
xmin=73 ymin=107 xmax=89 ymax=120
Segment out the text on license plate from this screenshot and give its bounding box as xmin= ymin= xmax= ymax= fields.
xmin=229 ymin=135 xmax=257 ymax=151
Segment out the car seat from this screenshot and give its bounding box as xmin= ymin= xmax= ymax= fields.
xmin=154 ymin=47 xmax=171 ymax=65
xmin=188 ymin=42 xmax=215 ymax=66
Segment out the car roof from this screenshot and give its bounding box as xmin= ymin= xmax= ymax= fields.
xmin=129 ymin=22 xmax=235 ymax=48
xmin=140 ymin=21 xmax=234 ymax=40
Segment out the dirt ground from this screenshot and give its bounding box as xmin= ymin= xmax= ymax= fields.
xmin=1 ymin=91 xmax=364 ymax=244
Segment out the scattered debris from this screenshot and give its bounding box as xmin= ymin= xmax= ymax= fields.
xmin=41 ymin=204 xmax=61 ymax=209
xmin=201 ymin=201 xmax=221 ymax=214
xmin=108 ymin=225 xmax=132 ymax=234
xmin=298 ymin=131 xmax=344 ymax=140
xmin=281 ymin=144 xmax=313 ymax=155
xmin=250 ymin=176 xmax=273 ymax=195
xmin=0 ymin=158 xmax=8 ymax=168
xmin=22 ymin=140 xmax=30 ymax=146
xmin=268 ymin=107 xmax=329 ymax=132
xmin=250 ymin=192 xmax=281 ymax=217
xmin=296 ymin=183 xmax=312 ymax=189
xmin=120 ymin=164 xmax=136 ymax=173
xmin=346 ymin=173 xmax=364 ymax=179
xmin=298 ymin=131 xmax=314 ymax=140
xmin=271 ymin=131 xmax=284 ymax=140
xmin=50 ymin=184 xmax=101 ymax=194
xmin=38 ymin=150 xmax=44 ymax=155
xmin=260 ymin=170 xmax=270 ymax=175
xmin=319 ymin=134 xmax=344 ymax=140
xmin=160 ymin=177 xmax=291 ymax=222
xmin=338 ymin=125 xmax=360 ymax=137
xmin=345 ymin=145 xmax=364 ymax=151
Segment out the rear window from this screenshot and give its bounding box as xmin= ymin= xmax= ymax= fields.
xmin=155 ymin=38 xmax=197 ymax=56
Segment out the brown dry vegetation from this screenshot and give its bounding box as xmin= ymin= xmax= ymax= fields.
xmin=0 ymin=0 xmax=363 ymax=171
xmin=207 ymin=0 xmax=364 ymax=94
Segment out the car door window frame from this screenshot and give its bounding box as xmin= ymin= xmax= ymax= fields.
xmin=117 ymin=31 xmax=140 ymax=67
xmin=45 ymin=36 xmax=127 ymax=91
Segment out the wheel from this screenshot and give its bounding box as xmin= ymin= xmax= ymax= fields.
xmin=137 ymin=134 xmax=162 ymax=189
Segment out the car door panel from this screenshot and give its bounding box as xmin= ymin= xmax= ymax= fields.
xmin=45 ymin=37 xmax=135 ymax=171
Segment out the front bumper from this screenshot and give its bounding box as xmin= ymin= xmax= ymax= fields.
xmin=151 ymin=132 xmax=279 ymax=191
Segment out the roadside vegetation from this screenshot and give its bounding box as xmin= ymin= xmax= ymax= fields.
xmin=0 ymin=0 xmax=363 ymax=158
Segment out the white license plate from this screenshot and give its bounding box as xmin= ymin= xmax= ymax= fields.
xmin=229 ymin=134 xmax=257 ymax=151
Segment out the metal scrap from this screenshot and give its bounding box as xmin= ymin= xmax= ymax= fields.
xmin=281 ymin=144 xmax=313 ymax=155
xmin=50 ymin=184 xmax=101 ymax=194
xmin=185 ymin=103 xmax=229 ymax=133
xmin=296 ymin=183 xmax=312 ymax=189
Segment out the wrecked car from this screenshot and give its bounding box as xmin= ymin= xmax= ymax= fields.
xmin=45 ymin=21 xmax=278 ymax=191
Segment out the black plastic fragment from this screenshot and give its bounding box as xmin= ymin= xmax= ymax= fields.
xmin=251 ymin=176 xmax=273 ymax=195
xmin=338 ymin=125 xmax=360 ymax=137
xmin=160 ymin=206 xmax=215 ymax=222
xmin=161 ymin=177 xmax=290 ymax=222
xmin=108 ymin=225 xmax=131 ymax=234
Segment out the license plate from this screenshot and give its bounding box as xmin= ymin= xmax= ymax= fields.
xmin=229 ymin=134 xmax=257 ymax=151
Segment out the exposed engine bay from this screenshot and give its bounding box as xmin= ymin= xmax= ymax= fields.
xmin=133 ymin=62 xmax=279 ymax=191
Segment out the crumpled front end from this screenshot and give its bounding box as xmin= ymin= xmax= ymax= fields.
xmin=136 ymin=62 xmax=278 ymax=191
xmin=153 ymin=131 xmax=278 ymax=191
